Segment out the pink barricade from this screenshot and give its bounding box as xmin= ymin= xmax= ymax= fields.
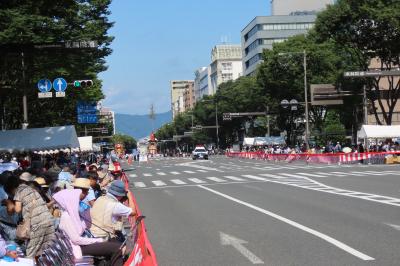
xmin=226 ymin=151 xmax=400 ymax=165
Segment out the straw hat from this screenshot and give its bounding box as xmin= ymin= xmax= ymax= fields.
xmin=34 ymin=177 xmax=49 ymax=188
xmin=72 ymin=178 xmax=90 ymax=189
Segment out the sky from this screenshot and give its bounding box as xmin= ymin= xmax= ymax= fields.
xmin=99 ymin=0 xmax=271 ymax=115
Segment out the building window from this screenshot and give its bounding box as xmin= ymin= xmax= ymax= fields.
xmin=221 ymin=73 xmax=233 ymax=82
xmin=261 ymin=23 xmax=314 ymax=31
xmin=244 ymin=25 xmax=260 ymax=41
xmin=221 ymin=62 xmax=232 ymax=70
xmin=245 ymin=53 xmax=262 ymax=68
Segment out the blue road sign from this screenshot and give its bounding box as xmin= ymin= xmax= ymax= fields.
xmin=77 ymin=101 xmax=97 ymax=114
xmin=53 ymin=78 xmax=67 ymax=92
xmin=77 ymin=114 xmax=98 ymax=124
xmin=37 ymin=79 xmax=52 ymax=92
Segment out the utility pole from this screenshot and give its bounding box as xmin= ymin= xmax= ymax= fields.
xmin=266 ymin=106 xmax=270 ymax=137
xmin=21 ymin=51 xmax=28 ymax=129
xmin=215 ymin=102 xmax=219 ymax=150
xmin=303 ymin=50 xmax=310 ymax=151
xmin=363 ymin=85 xmax=368 ymax=125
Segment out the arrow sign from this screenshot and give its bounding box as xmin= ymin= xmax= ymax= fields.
xmin=53 ymin=78 xmax=67 ymax=92
xmin=220 ymin=232 xmax=264 ymax=264
xmin=37 ymin=79 xmax=52 ymax=92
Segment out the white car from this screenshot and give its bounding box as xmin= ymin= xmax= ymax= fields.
xmin=192 ymin=147 xmax=209 ymax=160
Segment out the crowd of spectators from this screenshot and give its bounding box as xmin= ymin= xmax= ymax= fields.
xmin=0 ymin=152 xmax=135 ymax=265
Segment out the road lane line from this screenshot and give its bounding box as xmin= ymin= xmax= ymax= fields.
xmin=188 ymin=178 xmax=206 ymax=184
xmin=260 ymin=173 xmax=291 ymax=179
xmin=157 ymin=172 xmax=166 ymax=176
xmin=129 ymin=174 xmax=137 ymax=178
xmin=296 ymin=173 xmax=327 ymax=178
xmin=184 ymin=170 xmax=196 ymax=174
xmin=197 ymin=170 xmax=208 ymax=173
xmin=170 ymin=171 xmax=180 ymax=175
xmin=242 ymin=175 xmax=268 ymax=181
xmin=133 ymin=182 xmax=146 ymax=188
xmin=224 ymin=176 xmax=245 ymax=181
xmin=198 ymin=185 xmax=375 ymax=261
xmin=152 ymin=180 xmax=166 ymax=186
xmin=143 ymin=173 xmax=152 ymax=177
xmin=207 ymin=177 xmax=225 ymax=182
xmin=170 ymin=179 xmax=187 ymax=185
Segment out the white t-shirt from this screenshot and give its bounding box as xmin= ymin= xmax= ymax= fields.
xmin=107 ymin=193 xmax=133 ymax=223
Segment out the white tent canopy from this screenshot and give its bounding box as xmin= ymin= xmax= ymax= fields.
xmin=0 ymin=126 xmax=80 ymax=152
xmin=243 ymin=138 xmax=254 ymax=146
xmin=78 ymin=136 xmax=93 ymax=152
xmin=357 ymin=125 xmax=400 ymax=139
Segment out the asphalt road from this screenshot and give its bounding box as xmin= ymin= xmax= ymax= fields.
xmin=125 ymin=156 xmax=400 ymax=266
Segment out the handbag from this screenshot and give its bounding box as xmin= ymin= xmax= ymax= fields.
xmin=16 ymin=218 xmax=30 ymax=240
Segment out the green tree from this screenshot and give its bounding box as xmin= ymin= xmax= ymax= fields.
xmin=111 ymin=133 xmax=137 ymax=150
xmin=314 ymin=0 xmax=400 ymax=125
xmin=0 ymin=0 xmax=114 ymax=131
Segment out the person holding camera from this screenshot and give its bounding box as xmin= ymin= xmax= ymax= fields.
xmin=90 ymin=180 xmax=136 ymax=241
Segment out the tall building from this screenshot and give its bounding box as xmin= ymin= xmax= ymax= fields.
xmin=241 ymin=14 xmax=316 ymax=76
xmin=194 ymin=66 xmax=211 ymax=101
xmin=183 ymin=82 xmax=195 ymax=111
xmin=209 ymin=44 xmax=243 ymax=94
xmin=271 ymin=0 xmax=335 ymax=16
xmin=170 ymin=80 xmax=194 ymax=118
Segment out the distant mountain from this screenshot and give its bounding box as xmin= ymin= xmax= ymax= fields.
xmin=115 ymin=111 xmax=172 ymax=139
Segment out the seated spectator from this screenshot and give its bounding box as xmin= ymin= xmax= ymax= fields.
xmin=57 ymin=166 xmax=73 ymax=189
xmin=0 ymin=172 xmax=11 ymax=203
xmin=53 ymin=189 xmax=124 ymax=265
xmin=90 ymin=180 xmax=136 ymax=240
xmin=73 ymin=178 xmax=96 ymax=207
xmin=0 ymin=199 xmax=21 ymax=241
xmin=13 ymin=172 xmax=55 ymax=258
xmin=86 ymin=172 xmax=102 ymax=200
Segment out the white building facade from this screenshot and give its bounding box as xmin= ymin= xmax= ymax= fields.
xmin=271 ymin=0 xmax=335 ymax=16
xmin=194 ymin=66 xmax=211 ymax=101
xmin=209 ymin=45 xmax=243 ymax=94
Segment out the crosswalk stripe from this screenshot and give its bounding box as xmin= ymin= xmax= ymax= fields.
xmin=279 ymin=173 xmax=302 ymax=178
xmin=241 ymin=175 xmax=268 ymax=181
xmin=133 ymin=182 xmax=146 ymax=188
xmin=157 ymin=172 xmax=166 ymax=176
xmin=143 ymin=173 xmax=152 ymax=177
xmin=315 ymin=172 xmax=342 ymax=176
xmin=260 ymin=173 xmax=287 ymax=179
xmin=196 ymin=170 xmax=208 ymax=173
xmin=359 ymin=171 xmax=386 ymax=176
xmin=296 ymin=172 xmax=327 ymax=178
xmin=188 ymin=178 xmax=206 ymax=184
xmin=129 ymin=174 xmax=137 ymax=178
xmin=170 ymin=179 xmax=186 ymax=185
xmin=184 ymin=171 xmax=195 ymax=174
xmin=170 ymin=171 xmax=180 ymax=175
xmin=206 ymin=177 xmax=225 ymax=182
xmin=223 ymin=176 xmax=245 ymax=181
xmin=152 ymin=180 xmax=166 ymax=186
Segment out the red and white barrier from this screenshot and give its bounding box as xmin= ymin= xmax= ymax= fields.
xmin=121 ymin=173 xmax=158 ymax=266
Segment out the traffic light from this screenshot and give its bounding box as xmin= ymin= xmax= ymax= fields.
xmin=73 ymin=80 xmax=93 ymax=88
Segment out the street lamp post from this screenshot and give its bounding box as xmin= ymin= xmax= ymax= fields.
xmin=278 ymin=50 xmax=310 ymax=150
xmin=203 ymin=99 xmax=219 ymax=150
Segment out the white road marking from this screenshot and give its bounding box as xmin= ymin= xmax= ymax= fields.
xmin=224 ymin=176 xmax=245 ymax=181
xmin=220 ymin=232 xmax=264 ymax=264
xmin=199 ymin=185 xmax=375 ymax=261
xmin=183 ymin=170 xmax=196 ymax=174
xmin=386 ymin=223 xmax=400 ymax=231
xmin=143 ymin=173 xmax=152 ymax=177
xmin=296 ymin=172 xmax=327 ymax=178
xmin=242 ymin=175 xmax=268 ymax=181
xmin=152 ymin=180 xmax=166 ymax=186
xmin=279 ymin=173 xmax=302 ymax=178
xmin=129 ymin=174 xmax=137 ymax=178
xmin=170 ymin=179 xmax=187 ymax=185
xmin=157 ymin=172 xmax=166 ymax=176
xmin=315 ymin=172 xmax=344 ymax=176
xmin=170 ymin=171 xmax=180 ymax=175
xmin=260 ymin=173 xmax=289 ymax=179
xmin=207 ymin=177 xmax=225 ymax=182
xmin=133 ymin=182 xmax=146 ymax=188
xmin=196 ymin=170 xmax=208 ymax=173
xmin=188 ymin=178 xmax=206 ymax=184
